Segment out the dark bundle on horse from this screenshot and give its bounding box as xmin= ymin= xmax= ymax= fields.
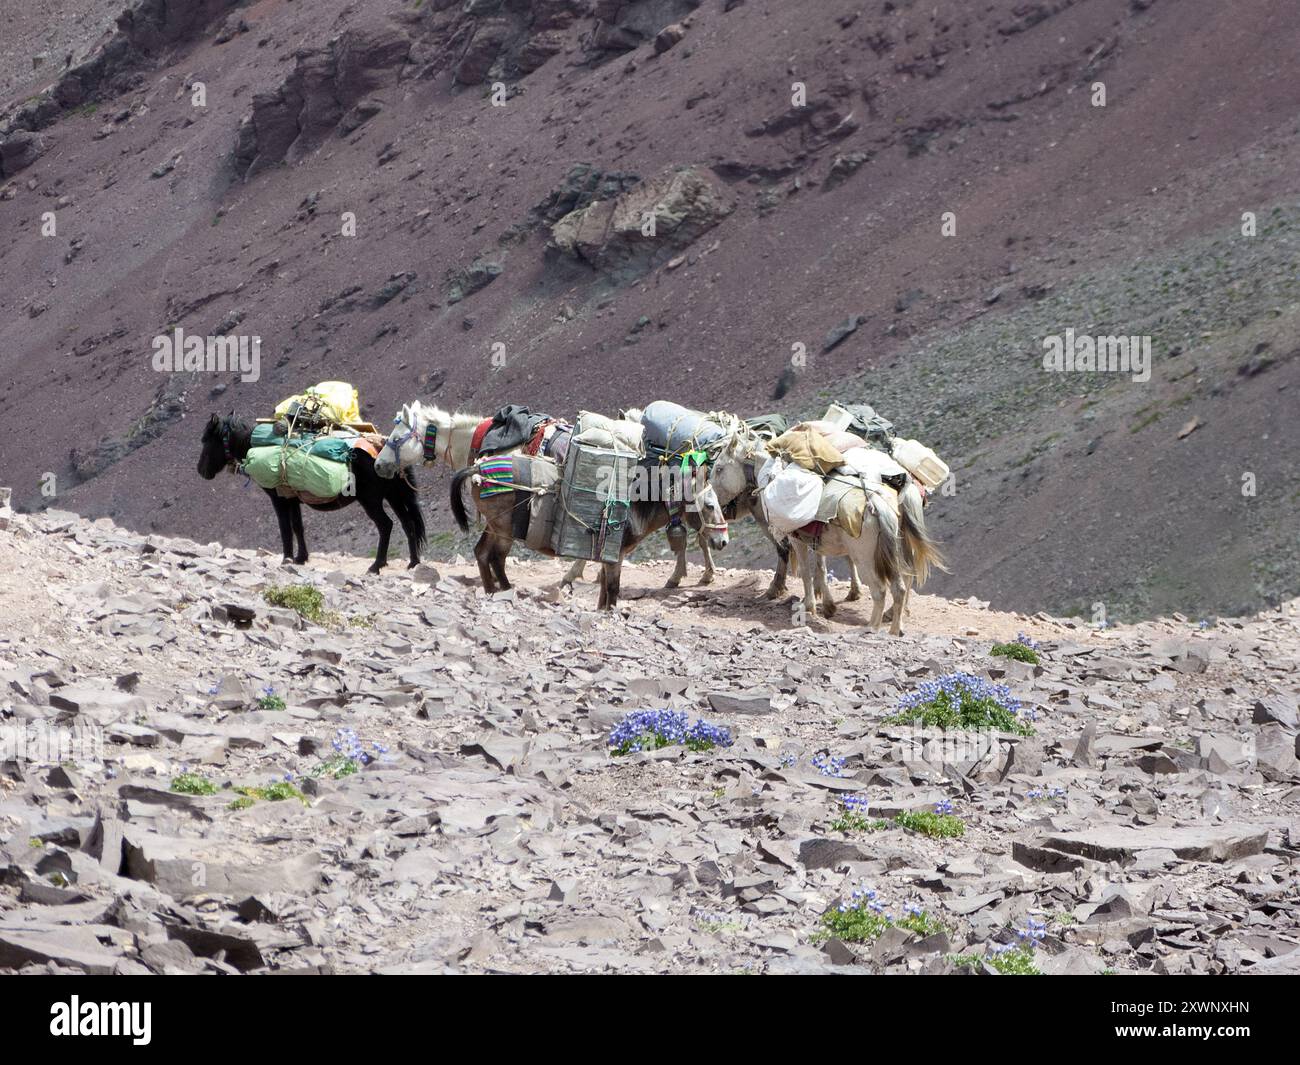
xmin=196 ymin=414 xmax=425 ymax=573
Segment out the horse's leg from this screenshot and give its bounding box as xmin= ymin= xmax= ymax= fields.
xmin=888 ymin=575 xmax=909 ymax=637
xmin=561 ymin=560 xmax=586 ymax=586
xmin=599 ymin=561 xmax=621 ymax=610
xmin=791 ymin=539 xmax=816 ymax=623
xmin=815 ymin=554 xmax=837 ymax=620
xmin=751 ymin=509 xmax=789 ymax=599
xmin=882 ymin=578 xmax=911 ymax=625
xmin=391 ymin=491 xmax=422 ymax=568
xmin=766 ymin=538 xmax=790 ymax=599
xmin=266 ymin=491 xmax=294 ymax=563
xmin=289 ymin=501 xmax=309 ymax=564
xmin=859 ymin=529 xmax=888 ymax=631
xmin=696 ymin=532 xmax=715 ymax=586
xmin=665 ymin=520 xmax=688 ymax=589
xmin=489 ymin=527 xmax=512 ymax=591
xmin=359 ymin=495 xmax=393 ymax=574
xmin=846 ymin=559 xmax=863 ymax=602
xmin=473 ymin=531 xmax=498 ymax=593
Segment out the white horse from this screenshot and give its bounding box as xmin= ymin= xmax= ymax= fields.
xmin=783 ymin=478 xmax=944 ymax=636
xmin=373 ymin=401 xmax=501 ymax=478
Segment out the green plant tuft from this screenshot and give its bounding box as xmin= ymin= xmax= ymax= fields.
xmin=830 ymin=812 xmax=890 ymax=833
xmin=990 ymin=641 xmax=1039 ymax=664
xmin=234 ymin=780 xmax=308 ymax=806
xmin=815 ymin=904 xmax=948 ymax=945
xmin=884 ymin=676 xmax=1033 ymax=736
xmin=263 ymin=584 xmax=326 ymax=622
xmin=814 ymin=908 xmax=892 ymax=945
xmin=987 ymin=946 xmax=1041 ymax=975
xmin=895 ymin=810 xmax=966 ymax=838
xmin=311 ymin=754 xmax=360 ymax=780
xmin=171 ymin=772 xmax=217 ymax=796
xmin=897 ymin=910 xmax=948 ymax=938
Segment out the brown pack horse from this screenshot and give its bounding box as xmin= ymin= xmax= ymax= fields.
xmin=449 ymin=456 xmax=728 ymax=609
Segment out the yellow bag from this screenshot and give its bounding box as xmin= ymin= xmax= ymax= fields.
xmin=274 ymin=381 xmax=361 ymax=426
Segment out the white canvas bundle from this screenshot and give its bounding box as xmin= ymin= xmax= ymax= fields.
xmin=838 ymin=447 xmax=908 ymax=483
xmin=574 ymin=411 xmax=645 ymax=455
xmin=761 ymin=458 xmax=824 ymax=535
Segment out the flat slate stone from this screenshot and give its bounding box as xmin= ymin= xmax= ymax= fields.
xmin=1034 ymin=824 xmax=1268 ymax=864
xmin=797 ymin=837 xmax=869 ymax=870
xmin=706 ymin=691 xmax=773 ymax=716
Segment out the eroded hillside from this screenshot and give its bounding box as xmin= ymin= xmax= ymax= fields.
xmin=1 ymin=0 xmax=1297 ymax=620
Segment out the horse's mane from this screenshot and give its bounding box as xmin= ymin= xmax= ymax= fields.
xmin=418 ymin=404 xmax=485 ymax=432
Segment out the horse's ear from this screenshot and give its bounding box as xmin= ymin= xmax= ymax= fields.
xmin=208 ymin=413 xmax=219 ymax=426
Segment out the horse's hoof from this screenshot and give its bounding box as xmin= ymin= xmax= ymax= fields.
xmin=665 ymin=577 xmax=682 ymax=589
xmin=698 ymin=572 xmax=715 ymax=586
xmin=846 ymin=591 xmax=862 ymax=602
xmin=366 ymin=564 xmax=383 ymax=575
xmin=280 ymin=557 xmax=294 ymax=566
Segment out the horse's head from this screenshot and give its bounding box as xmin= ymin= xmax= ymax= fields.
xmin=376 ymin=402 xmax=423 ymax=478
xmin=685 ymin=463 xmax=729 ymax=551
xmin=197 ymin=414 xmax=229 ymax=480
xmin=706 ymin=446 xmax=752 ymax=506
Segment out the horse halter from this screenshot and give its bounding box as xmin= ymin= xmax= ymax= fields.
xmin=384 ymin=419 xmax=440 ymax=467
xmin=219 ymin=418 xmax=237 ymax=468
xmin=676 ymin=454 xmax=728 ymax=535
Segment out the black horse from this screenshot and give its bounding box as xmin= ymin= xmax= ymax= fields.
xmin=196 ymin=415 xmax=426 ymax=573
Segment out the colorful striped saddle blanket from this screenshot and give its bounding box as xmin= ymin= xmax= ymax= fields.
xmin=476 ymin=456 xmax=517 ymax=497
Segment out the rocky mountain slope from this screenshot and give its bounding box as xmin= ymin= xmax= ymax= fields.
xmin=1 ymin=0 xmax=1298 ymax=621
xmin=1 ymin=502 xmax=1298 ymax=973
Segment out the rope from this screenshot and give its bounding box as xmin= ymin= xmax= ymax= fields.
xmin=472 ymin=475 xmax=549 ymax=495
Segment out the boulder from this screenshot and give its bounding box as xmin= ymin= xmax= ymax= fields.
xmin=0 ymin=131 xmax=46 ymax=178
xmin=549 ymin=166 xmax=733 ymax=280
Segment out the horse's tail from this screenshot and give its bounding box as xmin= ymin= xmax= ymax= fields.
xmin=873 ymin=492 xmax=902 ymax=587
xmin=449 ymin=467 xmax=474 ymax=532
xmin=898 ymin=480 xmax=948 ymax=586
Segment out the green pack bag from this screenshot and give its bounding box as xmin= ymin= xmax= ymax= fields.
xmin=249 ymin=424 xmax=353 ymax=464
xmin=242 ymin=446 xmax=350 ymax=500
xmin=744 ymin=413 xmax=790 ymax=440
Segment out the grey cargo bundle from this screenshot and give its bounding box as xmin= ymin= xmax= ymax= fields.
xmin=640 ymin=400 xmax=724 ymax=459
xmin=549 ymin=443 xmax=637 ymax=563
